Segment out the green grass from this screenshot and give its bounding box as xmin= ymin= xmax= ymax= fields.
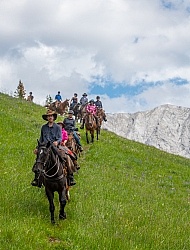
xmin=0 ymin=92 xmax=189 ymax=249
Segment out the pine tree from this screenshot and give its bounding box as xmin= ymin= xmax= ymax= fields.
xmin=45 ymin=94 xmax=53 ymax=106
xmin=14 ymin=80 xmax=26 ymax=99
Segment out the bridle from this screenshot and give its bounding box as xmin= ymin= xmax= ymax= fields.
xmin=36 ymin=145 xmax=64 ymax=180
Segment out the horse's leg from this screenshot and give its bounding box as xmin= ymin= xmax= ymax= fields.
xmin=86 ymin=131 xmax=89 ymax=144
xmin=46 ymin=189 xmax=55 ymax=224
xmin=91 ymin=130 xmax=94 ymax=143
xmin=59 ymin=186 xmax=67 ymax=220
xmin=97 ymin=125 xmax=100 ymax=135
xmin=96 ymin=128 xmax=99 ymax=140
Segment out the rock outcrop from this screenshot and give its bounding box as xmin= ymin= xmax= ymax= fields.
xmin=102 ymin=104 xmax=190 ymax=158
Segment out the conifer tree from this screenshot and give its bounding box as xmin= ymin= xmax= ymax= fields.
xmin=14 ymin=80 xmax=26 ymax=99
xmin=45 ymin=94 xmax=53 ymax=105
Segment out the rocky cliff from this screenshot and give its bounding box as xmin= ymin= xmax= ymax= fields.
xmin=102 ymin=104 xmax=190 ymax=158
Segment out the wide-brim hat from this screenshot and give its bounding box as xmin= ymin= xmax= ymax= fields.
xmin=57 ymin=121 xmax=64 ymax=127
xmin=42 ymin=109 xmax=57 ymax=121
xmin=82 ymin=93 xmax=87 ymax=96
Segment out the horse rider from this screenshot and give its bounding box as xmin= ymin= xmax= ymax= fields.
xmin=27 ymin=92 xmax=34 ymax=102
xmin=31 ymin=109 xmax=76 ymax=187
xmin=80 ymin=93 xmax=88 ymax=106
xmin=57 ymin=121 xmax=77 ymax=185
xmin=80 ymin=99 xmax=98 ymax=129
xmin=94 ymin=96 xmax=102 ymax=109
xmin=55 ymin=91 xmax=62 ymax=106
xmin=63 ymin=110 xmax=83 ymax=152
xmin=94 ymin=96 xmax=107 ymax=122
xmin=70 ymin=93 xmax=78 ymax=109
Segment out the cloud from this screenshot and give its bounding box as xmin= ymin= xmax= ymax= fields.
xmin=0 ymin=0 xmax=190 ymax=112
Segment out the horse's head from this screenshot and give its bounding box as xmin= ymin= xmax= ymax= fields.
xmin=86 ymin=112 xmax=94 ymax=126
xmin=65 ymin=99 xmax=70 ymax=106
xmin=36 ymin=141 xmax=52 ymax=172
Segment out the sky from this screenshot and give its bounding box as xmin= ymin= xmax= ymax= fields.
xmin=1 ymin=0 xmax=190 ymax=113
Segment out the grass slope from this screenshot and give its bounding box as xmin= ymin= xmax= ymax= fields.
xmin=0 ymin=93 xmax=190 ymax=250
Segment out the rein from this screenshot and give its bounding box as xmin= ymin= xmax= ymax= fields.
xmin=37 ymin=146 xmax=64 ymax=180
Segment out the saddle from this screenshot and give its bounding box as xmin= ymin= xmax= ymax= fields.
xmin=58 ymin=145 xmax=77 ymax=161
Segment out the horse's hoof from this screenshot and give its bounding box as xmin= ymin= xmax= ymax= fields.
xmin=59 ymin=213 xmax=66 ymax=220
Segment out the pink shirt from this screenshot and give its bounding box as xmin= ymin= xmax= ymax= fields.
xmin=61 ymin=128 xmax=68 ymax=141
xmin=86 ymin=104 xmax=97 ymax=115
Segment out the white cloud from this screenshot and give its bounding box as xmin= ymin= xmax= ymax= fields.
xmin=1 ymin=0 xmax=190 ymax=112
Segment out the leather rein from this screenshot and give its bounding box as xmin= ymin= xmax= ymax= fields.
xmin=36 ymin=146 xmax=64 ymax=181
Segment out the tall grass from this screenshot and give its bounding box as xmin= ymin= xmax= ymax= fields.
xmin=0 ymin=93 xmax=189 ymax=249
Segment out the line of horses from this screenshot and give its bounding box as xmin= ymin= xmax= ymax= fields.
xmin=46 ymin=99 xmax=107 ymax=144
xmin=35 ymin=101 xmax=107 ymax=223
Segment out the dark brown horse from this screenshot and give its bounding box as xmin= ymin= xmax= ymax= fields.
xmin=70 ymin=103 xmax=81 ymax=122
xmin=96 ymin=108 xmax=107 ymax=134
xmin=84 ymin=112 xmax=98 ymax=144
xmin=49 ymin=99 xmax=70 ymax=115
xmin=66 ymin=131 xmax=81 ymax=157
xmin=35 ymin=141 xmax=68 ymax=224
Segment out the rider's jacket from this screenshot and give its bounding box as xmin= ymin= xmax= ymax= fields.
xmin=61 ymin=128 xmax=68 ymax=141
xmin=39 ymin=123 xmax=62 ymax=144
xmin=63 ymin=117 xmax=76 ymax=132
xmin=80 ymin=96 xmax=88 ymax=105
xmin=94 ymin=100 xmax=102 ymax=108
xmin=71 ymin=97 xmax=78 ymax=104
xmin=86 ymin=104 xmax=97 ymax=115
xmin=55 ymin=94 xmax=62 ymax=102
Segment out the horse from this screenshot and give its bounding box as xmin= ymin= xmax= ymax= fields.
xmin=96 ymin=108 xmax=107 ymax=134
xmin=78 ymin=103 xmax=88 ymax=123
xmin=70 ymin=103 xmax=81 ymax=122
xmin=84 ymin=112 xmax=99 ymax=144
xmin=49 ymin=99 xmax=70 ymax=115
xmin=66 ymin=131 xmax=81 ymax=158
xmin=35 ymin=141 xmax=68 ymax=224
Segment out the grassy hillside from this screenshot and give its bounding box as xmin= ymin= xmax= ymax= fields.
xmin=0 ymin=92 xmax=190 ymax=250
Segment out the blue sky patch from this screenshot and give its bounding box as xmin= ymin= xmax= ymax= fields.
xmin=89 ymin=77 xmax=188 ymax=98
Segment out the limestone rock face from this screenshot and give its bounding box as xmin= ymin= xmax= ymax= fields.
xmin=102 ymin=104 xmax=190 ymax=158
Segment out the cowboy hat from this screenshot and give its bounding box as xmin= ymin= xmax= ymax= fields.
xmin=42 ymin=109 xmax=57 ymax=121
xmin=82 ymin=93 xmax=87 ymax=96
xmin=57 ymin=121 xmax=65 ymax=127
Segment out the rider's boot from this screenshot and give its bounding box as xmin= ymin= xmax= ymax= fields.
xmin=78 ymin=145 xmax=83 ymax=152
xmin=31 ymin=171 xmax=40 ymax=187
xmin=68 ymin=174 xmax=76 ymax=186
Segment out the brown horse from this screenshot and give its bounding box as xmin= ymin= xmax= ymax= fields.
xmin=78 ymin=103 xmax=88 ymax=123
xmin=84 ymin=112 xmax=99 ymax=144
xmin=96 ymin=108 xmax=107 ymax=134
xmin=66 ymin=132 xmax=81 ymax=158
xmin=70 ymin=103 xmax=81 ymax=122
xmin=49 ymin=99 xmax=70 ymax=115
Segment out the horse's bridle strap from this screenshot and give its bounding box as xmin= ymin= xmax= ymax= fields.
xmin=44 ymin=174 xmax=64 ymax=181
